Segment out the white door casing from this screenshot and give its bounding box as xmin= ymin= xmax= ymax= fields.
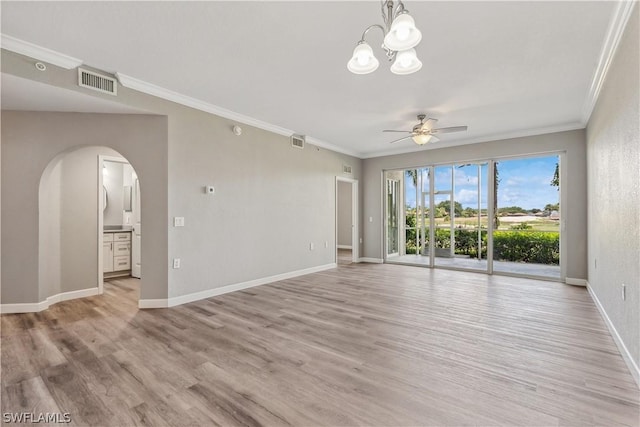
xmin=131 ymin=178 xmax=141 ymax=278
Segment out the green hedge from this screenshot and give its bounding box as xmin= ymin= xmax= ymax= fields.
xmin=493 ymin=231 xmax=559 ymax=265
xmin=403 ymin=229 xmax=559 ymax=264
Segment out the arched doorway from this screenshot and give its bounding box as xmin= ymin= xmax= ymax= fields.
xmin=39 ymin=146 xmax=142 ymax=307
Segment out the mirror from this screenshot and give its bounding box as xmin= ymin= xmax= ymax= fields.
xmin=123 ymin=185 xmax=132 ymax=212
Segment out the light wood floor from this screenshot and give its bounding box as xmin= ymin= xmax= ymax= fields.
xmin=337 ymin=248 xmax=353 ymax=265
xmin=2 ymin=264 xmax=638 ymax=426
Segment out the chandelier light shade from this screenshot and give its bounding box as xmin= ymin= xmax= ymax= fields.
xmin=347 ymin=0 xmax=422 ymax=75
xmin=347 ymin=42 xmax=380 ymax=74
xmin=412 ymin=133 xmax=433 ymax=145
xmin=383 ymin=13 xmax=422 ymax=51
xmin=390 ymin=48 xmax=422 ymax=75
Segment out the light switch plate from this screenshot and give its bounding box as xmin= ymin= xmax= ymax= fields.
xmin=173 ymin=258 xmax=181 ymax=269
xmin=174 ymin=217 xmax=185 ymax=227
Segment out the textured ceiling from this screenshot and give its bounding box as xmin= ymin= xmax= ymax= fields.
xmin=1 ymin=73 xmax=149 ymax=114
xmin=1 ymin=1 xmax=616 ymax=157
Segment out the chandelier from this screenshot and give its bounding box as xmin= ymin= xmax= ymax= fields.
xmin=347 ymin=0 xmax=422 ymax=75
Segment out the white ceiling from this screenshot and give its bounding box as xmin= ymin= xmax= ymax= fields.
xmin=1 ymin=73 xmax=149 ymax=114
xmin=0 ymin=1 xmax=617 ymax=158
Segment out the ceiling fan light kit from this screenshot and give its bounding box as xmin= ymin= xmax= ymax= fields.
xmin=412 ymin=133 xmax=432 ymax=145
xmin=383 ymin=114 xmax=468 ymax=146
xmin=347 ymin=0 xmax=422 ymax=75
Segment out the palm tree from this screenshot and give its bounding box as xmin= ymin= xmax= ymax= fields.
xmin=406 ymin=169 xmax=417 ymax=187
xmin=551 ymin=162 xmax=559 ymax=189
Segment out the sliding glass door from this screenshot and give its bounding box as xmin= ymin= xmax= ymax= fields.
xmin=384 ymin=154 xmax=561 ymax=279
xmin=385 ymin=163 xmax=488 ymax=272
xmin=431 ymin=163 xmax=488 ymax=271
xmin=492 ymin=156 xmax=560 ymax=278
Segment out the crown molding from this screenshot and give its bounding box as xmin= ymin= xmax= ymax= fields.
xmin=0 ymin=35 xmax=361 ymax=158
xmin=581 ymin=1 xmax=637 ymax=124
xmin=360 ymin=121 xmax=585 ymax=159
xmin=0 ymin=34 xmax=83 ymax=69
xmin=1 ymin=33 xmax=606 ymax=161
xmin=305 ymin=136 xmax=361 ymax=158
xmin=115 ymin=72 xmax=362 ymax=158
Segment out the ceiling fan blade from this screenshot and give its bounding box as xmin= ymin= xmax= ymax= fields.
xmin=430 ymin=135 xmax=440 ymax=143
xmin=382 ymin=130 xmax=412 ymax=133
xmin=421 ymin=118 xmax=438 ymax=131
xmin=388 ymin=135 xmax=413 ymax=144
xmin=431 ymin=126 xmax=468 ymax=134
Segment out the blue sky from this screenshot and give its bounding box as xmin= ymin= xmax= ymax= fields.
xmin=404 ymin=155 xmax=559 ymax=210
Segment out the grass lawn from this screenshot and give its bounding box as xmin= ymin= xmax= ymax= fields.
xmin=416 ymin=215 xmax=560 ymax=232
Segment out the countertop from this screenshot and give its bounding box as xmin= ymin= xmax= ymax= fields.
xmin=104 ymin=226 xmax=133 ymax=233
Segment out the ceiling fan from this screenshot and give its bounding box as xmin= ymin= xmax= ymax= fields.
xmin=383 ymin=114 xmax=468 ymax=145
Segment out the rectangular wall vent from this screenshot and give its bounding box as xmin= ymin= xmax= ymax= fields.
xmin=78 ymin=68 xmax=117 ymax=96
xmin=343 ymin=164 xmax=353 ymax=175
xmin=291 ymin=134 xmax=305 ymax=149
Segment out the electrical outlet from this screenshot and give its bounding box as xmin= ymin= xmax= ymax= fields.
xmin=324 ymin=241 xmax=328 ymax=248
xmin=173 ymin=258 xmax=181 ymax=269
xmin=369 ymin=216 xmax=373 ymax=223
xmin=622 ymin=284 xmax=626 ymax=301
xmin=360 ymin=238 xmax=363 ymax=244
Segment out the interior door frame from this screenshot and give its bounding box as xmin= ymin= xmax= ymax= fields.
xmin=97 ymin=155 xmax=130 ymax=294
xmin=335 ymin=176 xmax=359 ymax=263
xmin=131 ymin=177 xmax=141 ymax=278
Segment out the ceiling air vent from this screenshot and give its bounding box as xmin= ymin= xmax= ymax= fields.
xmin=343 ymin=164 xmax=353 ymax=175
xmin=291 ymin=134 xmax=305 ymax=149
xmin=78 ymin=68 xmax=117 ymax=96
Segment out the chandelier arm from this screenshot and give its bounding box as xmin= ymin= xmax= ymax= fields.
xmin=359 ymin=24 xmax=397 ymax=62
xmin=359 ymin=24 xmax=386 ymax=43
xmin=393 ymin=1 xmax=406 ymax=19
xmin=386 ymin=1 xmax=395 ymax=30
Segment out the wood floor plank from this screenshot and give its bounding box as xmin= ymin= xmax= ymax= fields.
xmin=1 ymin=264 xmax=639 ymax=426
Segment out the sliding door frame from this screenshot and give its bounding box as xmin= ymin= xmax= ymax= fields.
xmin=382 ymin=151 xmax=565 ymax=282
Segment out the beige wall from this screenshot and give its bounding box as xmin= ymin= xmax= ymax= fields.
xmin=586 ymin=7 xmax=639 ymax=373
xmin=1 ymin=111 xmax=169 ymax=303
xmin=60 ymin=147 xmax=121 ymax=294
xmin=39 ymin=146 xmax=123 ymax=300
xmin=38 ymin=157 xmax=62 ymax=301
xmin=362 ymin=129 xmax=587 ymax=279
xmin=1 ymin=48 xmax=363 ymax=306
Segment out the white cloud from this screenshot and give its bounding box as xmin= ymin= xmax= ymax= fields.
xmin=456 ymin=189 xmax=478 ymax=204
xmin=454 ymin=169 xmax=479 ymax=186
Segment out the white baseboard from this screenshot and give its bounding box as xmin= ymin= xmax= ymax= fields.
xmin=0 ymin=287 xmax=100 ymax=314
xmin=139 ymin=263 xmax=337 ymax=309
xmin=138 ymin=298 xmax=169 ymax=309
xmin=565 ymin=277 xmax=588 ymax=286
xmin=358 ymin=257 xmax=383 ymax=264
xmin=587 ymin=283 xmax=640 ymax=388
xmin=337 ymin=245 xmax=352 ymax=250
